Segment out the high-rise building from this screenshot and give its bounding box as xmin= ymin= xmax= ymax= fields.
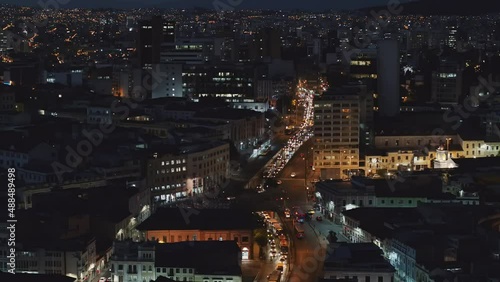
xmin=251 ymin=28 xmax=281 ymax=61
xmin=313 ymin=84 xmax=369 ymax=180
xmin=138 ymin=17 xmax=176 ymax=69
xmin=137 ymin=16 xmax=176 ymax=98
xmin=431 ymin=57 xmax=463 ymax=104
xmin=377 ymin=39 xmax=400 ymax=117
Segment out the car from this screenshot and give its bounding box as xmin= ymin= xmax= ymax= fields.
xmin=290 ymin=172 xmax=296 ymax=177
xmin=316 ymin=216 xmax=323 ymax=221
xmin=257 ymin=188 xmax=265 ymax=194
xmin=276 ymin=263 xmax=284 ymax=271
xmin=106 ymin=278 xmax=112 ymax=282
xmin=99 ymin=278 xmax=106 ymax=282
xmin=276 ymin=180 xmax=282 ymax=185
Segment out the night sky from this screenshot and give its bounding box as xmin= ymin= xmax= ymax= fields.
xmin=1 ymin=0 xmax=414 ymax=10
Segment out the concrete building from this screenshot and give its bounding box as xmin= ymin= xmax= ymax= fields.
xmin=86 ymin=106 xmax=113 ymax=125
xmin=152 ymin=64 xmax=183 ymax=98
xmin=229 ymin=98 xmax=270 ymax=113
xmin=0 ymin=91 xmax=16 ymax=112
xmin=136 ymin=208 xmax=257 ymax=260
xmin=0 ymin=212 xmax=97 ymax=282
xmin=431 ymin=57 xmax=463 ymax=104
xmin=377 ymin=39 xmax=400 ymax=117
xmin=110 ymin=240 xmax=242 ymax=282
xmin=44 ymin=69 xmax=83 ymax=87
xmin=193 ymin=108 xmax=265 ymax=151
xmin=364 ymin=114 xmax=500 ymax=173
xmin=315 ymin=174 xmax=458 ymax=222
xmin=138 ymin=16 xmax=175 ymax=70
xmin=323 ymin=243 xmax=395 ymax=282
xmin=182 ymin=63 xmax=261 ymax=100
xmin=313 ymin=84 xmax=370 ymax=179
xmin=146 ymin=142 xmax=230 ymax=207
xmin=111 ymin=65 xmax=143 ymax=98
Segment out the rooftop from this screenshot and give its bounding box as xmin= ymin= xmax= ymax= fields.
xmin=155 ymin=241 xmax=242 ymax=276
xmin=374 ymin=112 xmax=456 ymax=136
xmin=316 ymin=174 xmax=447 ymax=199
xmin=324 ymin=243 xmax=394 ymax=272
xmin=137 ymin=208 xmax=259 ymax=231
xmin=194 ymin=107 xmax=262 ymax=120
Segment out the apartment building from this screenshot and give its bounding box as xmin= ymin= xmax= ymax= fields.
xmin=136 ymin=208 xmax=257 ymax=260
xmin=313 ymin=84 xmax=371 ymax=180
xmin=110 ymin=240 xmax=242 ymax=282
xmin=146 ymin=142 xmax=230 ymax=207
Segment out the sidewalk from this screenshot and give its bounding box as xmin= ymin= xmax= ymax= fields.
xmin=306 ymin=213 xmax=349 ymax=244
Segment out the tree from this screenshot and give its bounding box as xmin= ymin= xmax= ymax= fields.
xmin=253 ymin=228 xmax=268 ymax=259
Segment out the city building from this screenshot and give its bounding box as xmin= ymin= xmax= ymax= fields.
xmin=151 ymin=63 xmax=183 ymax=98
xmin=431 ymin=57 xmax=463 ymax=104
xmin=377 ymin=39 xmax=400 ymax=117
xmin=0 ymin=210 xmax=97 ymax=281
xmin=110 ymin=240 xmax=242 ymax=282
xmin=146 ymin=142 xmax=230 ymax=206
xmin=136 ymin=208 xmax=258 ymax=259
xmin=313 ymin=84 xmax=371 ymax=179
xmin=182 ymin=63 xmax=263 ymax=100
xmin=322 ymin=243 xmax=395 ymax=282
xmin=315 ymin=174 xmax=467 ymax=222
xmin=138 ymin=16 xmax=176 ymax=69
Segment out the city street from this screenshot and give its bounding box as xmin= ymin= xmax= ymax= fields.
xmin=235 ymin=82 xmax=332 ymax=282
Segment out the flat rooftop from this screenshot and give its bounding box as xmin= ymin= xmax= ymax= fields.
xmin=137 ymin=208 xmax=259 ymax=231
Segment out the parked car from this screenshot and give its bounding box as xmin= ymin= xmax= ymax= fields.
xmin=316 ymin=216 xmax=323 ymax=221
xmin=276 ymin=180 xmax=282 ymax=184
xmin=290 ymin=172 xmax=296 ymax=177
xmin=99 ymin=278 xmax=106 ymax=282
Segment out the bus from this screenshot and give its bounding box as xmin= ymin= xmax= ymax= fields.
xmin=292 ymin=207 xmax=306 ymax=223
xmin=267 ymin=270 xmax=282 ymax=282
xmin=294 ymin=224 xmax=305 ymax=239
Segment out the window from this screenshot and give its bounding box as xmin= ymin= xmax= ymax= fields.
xmin=366 ymin=276 xmax=371 ymax=282
xmin=378 ymin=277 xmax=384 ymax=282
xmin=242 ymin=236 xmax=249 ymax=242
xmin=234 ymin=236 xmax=239 ymax=242
xmin=118 ymin=265 xmax=123 ymax=270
